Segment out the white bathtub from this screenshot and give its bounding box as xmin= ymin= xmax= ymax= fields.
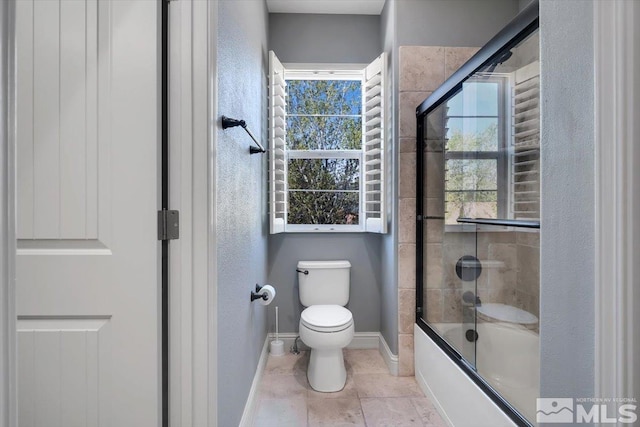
xmin=414 ymin=322 xmax=539 ymax=426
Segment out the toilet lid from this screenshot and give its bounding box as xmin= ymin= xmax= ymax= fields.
xmin=301 ymin=305 xmax=353 ymax=331
xmin=476 ymin=303 xmax=538 ymax=325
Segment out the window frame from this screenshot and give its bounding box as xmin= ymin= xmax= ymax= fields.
xmin=283 ymin=67 xmax=367 ymax=233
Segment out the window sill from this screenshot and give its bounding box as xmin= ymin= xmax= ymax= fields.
xmin=285 ymin=224 xmax=365 ymax=233
xmin=444 ymin=224 xmax=539 ymax=233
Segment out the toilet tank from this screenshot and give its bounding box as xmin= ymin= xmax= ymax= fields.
xmin=297 ymin=260 xmax=351 ymax=307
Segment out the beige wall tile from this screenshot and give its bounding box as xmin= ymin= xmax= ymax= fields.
xmin=442 ymin=289 xmax=463 ymax=323
xmin=486 ymin=243 xmax=518 ymax=293
xmin=398 ymin=334 xmax=415 ymax=376
xmin=516 ymin=230 xmax=540 ymax=247
xmin=398 ymin=198 xmax=416 ymax=243
xmin=425 ymin=219 xmax=443 ymax=243
xmin=517 ymin=244 xmax=540 ymax=297
xmin=398 ymin=243 xmax=416 ymax=289
xmin=444 ymin=47 xmax=481 ymax=79
xmin=399 ymin=152 xmax=417 ymax=198
xmin=425 ymin=289 xmax=443 ymax=323
xmin=398 ymin=289 xmax=416 ymax=334
xmin=400 ymin=137 xmax=416 ymax=153
xmin=425 ymin=243 xmax=443 ymax=289
xmin=425 ymin=197 xmax=444 ymax=217
xmin=399 ymin=46 xmax=445 ymax=92
xmin=425 ymin=139 xmax=444 ymax=153
xmin=425 ymin=107 xmax=446 ymax=140
xmin=400 ymin=91 xmax=431 ymax=138
xmin=425 ymin=152 xmax=444 ymax=199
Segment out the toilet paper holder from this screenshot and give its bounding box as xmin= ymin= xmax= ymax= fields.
xmin=251 ymin=284 xmax=267 ymax=301
xmin=251 ymin=284 xmax=269 ymax=302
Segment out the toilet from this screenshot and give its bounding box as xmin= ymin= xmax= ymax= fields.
xmin=297 ymin=260 xmax=354 ymax=392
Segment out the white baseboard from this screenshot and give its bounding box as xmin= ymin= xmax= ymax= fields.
xmin=268 ymin=331 xmax=398 ymax=375
xmin=350 ymin=331 xmax=382 ymax=349
xmin=238 ymin=337 xmax=270 ymax=427
xmin=378 ymin=333 xmax=399 ymax=376
xmin=269 ymin=331 xmax=388 ymax=352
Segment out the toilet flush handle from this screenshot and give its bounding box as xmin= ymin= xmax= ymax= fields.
xmin=296 ymin=268 xmax=309 ymax=275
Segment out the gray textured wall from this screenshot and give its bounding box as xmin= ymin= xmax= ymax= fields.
xmin=267 ymin=234 xmax=382 ymax=333
xmin=380 ymin=0 xmax=399 ymax=354
xmin=539 ymin=0 xmax=595 ymax=403
xmin=216 ymin=0 xmax=269 ymax=425
xmin=395 ymin=0 xmax=519 ymax=47
xmin=269 ymin=13 xmax=381 ymax=63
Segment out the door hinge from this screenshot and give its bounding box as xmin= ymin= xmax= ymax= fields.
xmin=158 ymin=210 xmax=179 ymax=241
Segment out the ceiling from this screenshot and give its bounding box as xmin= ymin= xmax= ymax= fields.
xmin=266 ymin=0 xmax=386 ymax=15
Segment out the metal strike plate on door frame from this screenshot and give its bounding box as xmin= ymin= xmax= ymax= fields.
xmin=158 ymin=210 xmax=179 ymax=241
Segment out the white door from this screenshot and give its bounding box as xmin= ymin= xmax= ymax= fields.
xmin=15 ymin=1 xmax=161 ymax=426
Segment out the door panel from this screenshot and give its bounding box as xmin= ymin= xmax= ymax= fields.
xmin=15 ymin=0 xmax=161 ymax=425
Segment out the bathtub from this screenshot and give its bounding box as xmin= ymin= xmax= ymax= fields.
xmin=414 ymin=322 xmax=539 ymax=426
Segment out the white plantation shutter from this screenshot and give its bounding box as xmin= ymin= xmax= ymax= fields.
xmin=510 ymin=61 xmax=540 ymax=220
xmin=362 ymin=53 xmax=387 ymax=233
xmin=269 ymin=51 xmax=287 ymax=234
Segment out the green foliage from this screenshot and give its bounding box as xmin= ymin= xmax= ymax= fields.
xmin=286 ymin=80 xmax=362 ymax=225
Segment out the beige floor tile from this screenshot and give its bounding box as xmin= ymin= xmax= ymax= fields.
xmin=307 ymin=374 xmax=359 ymax=400
xmin=259 ymin=373 xmax=309 ymax=399
xmin=353 ymin=374 xmax=424 ymax=398
xmin=360 ymin=397 xmax=423 ymax=426
xmin=252 ymin=397 xmax=307 ymax=427
xmin=264 ymin=351 xmax=309 ymax=376
xmin=344 ymin=349 xmax=388 ymax=374
xmin=307 ymin=398 xmax=365 ymax=427
xmin=411 ymin=398 xmax=447 ymax=427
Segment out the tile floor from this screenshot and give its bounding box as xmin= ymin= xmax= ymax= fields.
xmin=252 ymin=349 xmax=446 ymax=427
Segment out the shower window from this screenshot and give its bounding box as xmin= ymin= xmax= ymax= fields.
xmin=268 ymin=51 xmax=387 ymax=233
xmin=444 ymin=78 xmax=508 ymax=225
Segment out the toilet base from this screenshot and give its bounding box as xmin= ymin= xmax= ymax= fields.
xmin=307 ymin=348 xmax=347 ymax=392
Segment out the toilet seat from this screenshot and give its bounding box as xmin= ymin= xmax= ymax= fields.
xmin=301 ymin=305 xmax=353 ymax=332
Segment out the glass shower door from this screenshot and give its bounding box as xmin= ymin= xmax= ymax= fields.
xmin=421 ymin=104 xmax=481 ymax=366
xmin=417 ymin=25 xmax=541 ymax=426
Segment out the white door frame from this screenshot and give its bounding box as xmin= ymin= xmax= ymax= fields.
xmin=594 ymin=0 xmax=640 ymax=405
xmin=168 ymin=0 xmax=218 ymax=426
xmin=0 ymin=0 xmax=16 ymax=425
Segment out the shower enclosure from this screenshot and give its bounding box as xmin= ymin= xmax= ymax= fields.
xmin=416 ymin=3 xmax=540 ymax=425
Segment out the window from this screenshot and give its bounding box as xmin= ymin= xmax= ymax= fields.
xmin=269 ymin=51 xmax=386 ymax=233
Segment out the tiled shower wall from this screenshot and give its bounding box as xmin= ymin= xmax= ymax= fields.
xmin=424 ymin=231 xmax=540 ymax=326
xmin=396 ymin=46 xmax=479 ymax=376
